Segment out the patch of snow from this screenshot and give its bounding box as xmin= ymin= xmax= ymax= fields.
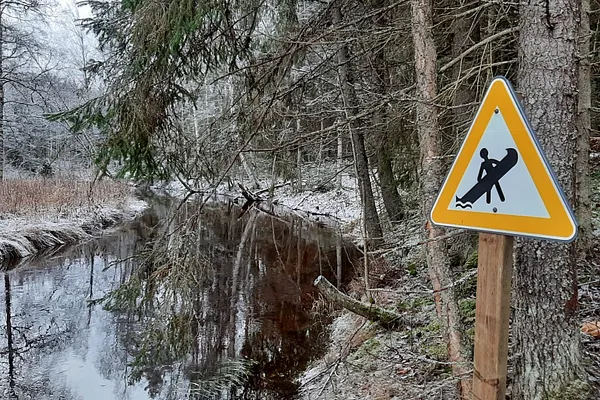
xmin=156 ymin=167 xmax=365 ymax=238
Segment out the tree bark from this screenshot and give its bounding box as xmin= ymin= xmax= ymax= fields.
xmin=411 ymin=0 xmax=472 ymax=397
xmin=296 ymin=118 xmax=302 ymax=192
xmin=513 ymin=0 xmax=586 ymax=398
xmin=378 ymin=147 xmax=404 ymax=222
xmin=333 ymin=6 xmax=383 ymax=245
xmin=450 ymin=0 xmax=478 ymax=143
xmin=0 ymin=5 xmax=4 ymax=181
xmin=576 ymin=0 xmax=592 ymax=257
xmin=337 ymin=122 xmax=343 ymax=189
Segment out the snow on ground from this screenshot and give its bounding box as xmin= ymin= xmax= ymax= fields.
xmin=157 ymin=168 xmax=364 ymax=237
xmin=271 ymin=174 xmax=362 ymax=224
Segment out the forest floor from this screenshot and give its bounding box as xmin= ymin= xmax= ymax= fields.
xmin=298 ymin=162 xmax=600 ymax=400
xmin=0 ymin=177 xmax=146 ymax=266
xmin=299 ymin=231 xmax=473 ymax=400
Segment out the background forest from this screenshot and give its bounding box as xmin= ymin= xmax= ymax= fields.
xmin=2 ymin=0 xmax=600 ymax=399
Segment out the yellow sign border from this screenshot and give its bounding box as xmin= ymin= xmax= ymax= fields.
xmin=430 ymin=77 xmax=577 ymax=241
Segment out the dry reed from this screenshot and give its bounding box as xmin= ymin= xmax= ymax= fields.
xmin=0 ymin=178 xmax=142 ymax=264
xmin=0 ymin=178 xmax=131 ymax=217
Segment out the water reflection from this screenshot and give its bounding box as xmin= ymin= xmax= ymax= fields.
xmin=0 ymin=198 xmax=358 ymax=399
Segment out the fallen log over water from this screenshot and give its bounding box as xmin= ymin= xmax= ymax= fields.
xmin=313 ymin=275 xmax=407 ymax=329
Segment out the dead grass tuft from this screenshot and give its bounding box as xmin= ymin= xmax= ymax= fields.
xmin=0 ymin=178 xmax=131 ymax=217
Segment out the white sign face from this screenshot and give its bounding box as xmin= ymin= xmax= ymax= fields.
xmin=430 ymin=77 xmax=577 ymax=242
xmin=450 ymin=110 xmax=549 ymax=218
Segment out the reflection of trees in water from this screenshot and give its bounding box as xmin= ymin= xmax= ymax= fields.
xmin=1 ymin=270 xmax=82 ymax=400
xmin=103 ymin=201 xmax=357 ymax=399
xmin=0 ymin=198 xmax=355 ymax=400
xmin=0 ymin=220 xmax=147 ymax=400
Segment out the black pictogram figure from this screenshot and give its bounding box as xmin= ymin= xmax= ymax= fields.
xmin=455 ymin=148 xmax=518 ymax=209
xmin=478 ymin=148 xmax=505 ymax=204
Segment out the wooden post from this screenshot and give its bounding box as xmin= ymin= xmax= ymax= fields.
xmin=472 ymin=233 xmax=514 ymax=400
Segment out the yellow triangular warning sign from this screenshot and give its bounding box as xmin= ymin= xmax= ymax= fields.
xmin=430 ymin=77 xmax=577 ymax=242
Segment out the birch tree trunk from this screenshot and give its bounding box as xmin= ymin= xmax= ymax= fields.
xmin=411 ymin=0 xmax=471 ymax=396
xmin=333 ymin=6 xmax=383 ymax=244
xmin=513 ymin=0 xmax=586 ymax=397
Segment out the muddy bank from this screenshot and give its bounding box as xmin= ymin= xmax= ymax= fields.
xmin=0 ymin=197 xmax=147 ymax=265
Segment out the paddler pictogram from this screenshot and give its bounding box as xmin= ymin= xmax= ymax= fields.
xmin=431 ymin=77 xmax=577 ymax=241
xmin=455 ymin=147 xmax=518 ymax=209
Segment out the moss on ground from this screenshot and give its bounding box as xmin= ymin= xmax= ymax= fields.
xmin=349 ymin=336 xmax=382 ymax=362
xmin=425 ymin=342 xmax=448 ymax=360
xmin=397 ymin=296 xmax=434 ymax=312
xmin=464 ymin=250 xmax=478 ymax=269
xmin=407 ymin=262 xmax=418 ymax=277
xmin=423 ymin=319 xmax=440 ymax=334
xmin=459 ymin=298 xmax=476 ymax=323
xmin=544 ymin=379 xmax=589 ymax=400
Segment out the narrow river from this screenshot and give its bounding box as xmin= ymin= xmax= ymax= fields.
xmin=0 ymin=197 xmax=358 ymax=400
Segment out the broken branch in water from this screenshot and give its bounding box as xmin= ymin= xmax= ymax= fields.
xmin=237 ymin=183 xmax=262 ymax=218
xmin=313 ymin=275 xmax=408 ymax=329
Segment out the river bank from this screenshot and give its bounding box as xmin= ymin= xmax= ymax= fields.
xmin=0 ymin=178 xmax=147 ymax=265
xmin=146 ymin=162 xmax=600 ymax=399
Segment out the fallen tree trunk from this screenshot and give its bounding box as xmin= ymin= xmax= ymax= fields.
xmin=313 ymin=275 xmax=406 ymax=329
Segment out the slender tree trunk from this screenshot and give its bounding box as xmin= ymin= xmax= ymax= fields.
xmin=411 ymin=0 xmax=471 ymax=396
xmin=337 ymin=123 xmax=343 ymax=189
xmin=378 ymin=148 xmax=404 ymax=221
xmin=333 ymin=6 xmax=383 ymax=245
xmin=0 ymin=6 xmax=4 ymax=181
xmin=576 ymin=0 xmax=592 ymax=257
xmin=450 ymin=0 xmax=477 ymax=142
xmin=296 ymin=118 xmax=302 ymax=192
xmin=239 ymin=152 xmax=259 ymax=189
xmin=371 ymin=0 xmax=404 ymax=223
xmin=513 ymin=0 xmax=586 ymax=398
xmin=314 ymin=275 xmax=404 ymax=328
xmin=336 ymin=234 xmax=342 ymax=288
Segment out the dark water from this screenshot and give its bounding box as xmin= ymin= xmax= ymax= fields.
xmin=0 ymin=197 xmax=358 ymax=400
